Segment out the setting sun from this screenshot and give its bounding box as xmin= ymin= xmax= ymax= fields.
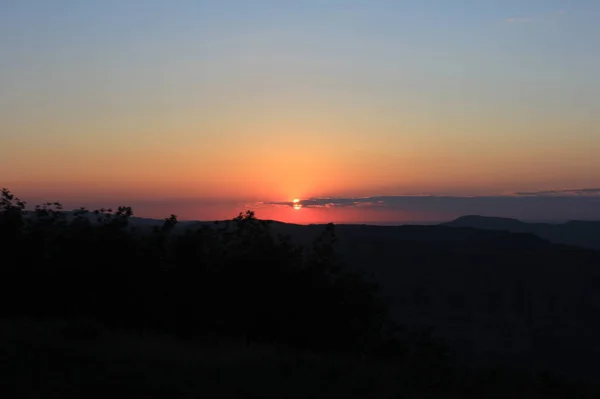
xmin=293 ymin=199 xmax=302 ymax=210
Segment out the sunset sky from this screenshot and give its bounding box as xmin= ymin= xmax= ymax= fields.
xmin=1 ymin=1 xmax=599 ymax=223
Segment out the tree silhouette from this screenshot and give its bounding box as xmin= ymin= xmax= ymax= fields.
xmin=0 ymin=188 xmax=446 ymax=361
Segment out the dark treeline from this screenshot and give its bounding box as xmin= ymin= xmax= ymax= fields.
xmin=0 ymin=188 xmax=446 ymax=362
xmin=5 ymin=188 xmax=600 ymax=397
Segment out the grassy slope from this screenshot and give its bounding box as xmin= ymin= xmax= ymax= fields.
xmin=1 ymin=318 xmax=599 ymax=399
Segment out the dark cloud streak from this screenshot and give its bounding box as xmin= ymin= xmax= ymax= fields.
xmin=514 ymin=188 xmax=600 ymax=196
xmin=260 ymin=190 xmax=600 ymax=221
xmin=262 ymin=197 xmax=387 ymax=209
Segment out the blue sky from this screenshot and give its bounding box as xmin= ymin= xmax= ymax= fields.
xmin=1 ymin=1 xmax=599 ymax=222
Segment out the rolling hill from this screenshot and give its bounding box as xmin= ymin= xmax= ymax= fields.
xmin=28 ymin=210 xmax=600 ymax=381
xmin=442 ymin=215 xmax=600 ymax=250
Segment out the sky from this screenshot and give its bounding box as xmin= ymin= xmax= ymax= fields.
xmin=1 ymin=0 xmax=599 ymax=223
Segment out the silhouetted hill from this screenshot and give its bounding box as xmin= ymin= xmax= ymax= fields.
xmin=443 ymin=215 xmax=528 ymax=230
xmin=8 ymin=203 xmax=600 ymax=385
xmin=257 ymin=222 xmax=600 ymax=381
xmin=442 ymin=215 xmax=600 ymax=250
xmin=37 ymin=211 xmax=204 ymax=232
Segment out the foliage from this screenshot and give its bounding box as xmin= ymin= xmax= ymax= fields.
xmin=0 ymin=188 xmax=437 ymax=360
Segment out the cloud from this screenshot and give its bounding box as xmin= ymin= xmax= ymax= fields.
xmin=262 ymin=197 xmax=389 ymax=209
xmin=514 ymin=188 xmax=600 ymax=197
xmin=505 ymin=9 xmax=565 ymax=24
xmin=259 ymin=190 xmax=600 ymax=221
xmin=506 ymin=17 xmax=532 ymax=24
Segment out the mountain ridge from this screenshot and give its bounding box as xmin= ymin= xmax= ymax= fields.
xmin=442 ymin=214 xmax=600 ymax=250
xmin=43 ymin=210 xmax=600 ymax=250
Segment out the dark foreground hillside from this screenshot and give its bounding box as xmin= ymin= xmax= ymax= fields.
xmin=3 ymin=318 xmax=600 ymax=399
xmin=2 ymin=188 xmax=600 ymax=396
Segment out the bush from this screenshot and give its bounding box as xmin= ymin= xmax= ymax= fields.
xmin=0 ymin=188 xmax=429 ymax=359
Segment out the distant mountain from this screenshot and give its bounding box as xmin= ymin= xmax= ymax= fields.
xmin=442 ymin=215 xmax=600 ymax=250
xmin=50 ymin=210 xmax=600 ymax=251
xmin=25 ymin=211 xmax=207 ymax=232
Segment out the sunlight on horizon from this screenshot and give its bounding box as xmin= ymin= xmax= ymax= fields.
xmin=1 ymin=1 xmax=599 ymax=223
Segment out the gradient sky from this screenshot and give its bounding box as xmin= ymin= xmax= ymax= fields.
xmin=1 ymin=1 xmax=599 ymax=223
